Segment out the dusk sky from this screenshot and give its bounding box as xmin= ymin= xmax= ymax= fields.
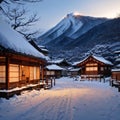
xmin=26 ymin=0 xmax=120 ymax=33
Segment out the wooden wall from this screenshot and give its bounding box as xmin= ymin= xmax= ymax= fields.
xmin=0 ymin=53 xmax=46 ymax=90
xmin=77 ymin=56 xmax=111 ymax=76
xmin=112 ymin=71 xmax=120 ymax=81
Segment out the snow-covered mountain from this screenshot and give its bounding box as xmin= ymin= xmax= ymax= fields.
xmin=36 ymin=13 xmax=120 ymax=62
xmin=37 ymin=13 xmax=107 ymax=46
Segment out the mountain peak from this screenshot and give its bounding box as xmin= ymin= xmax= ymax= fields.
xmin=73 ymin=12 xmax=81 ymax=17
xmin=66 ymin=12 xmax=81 ymax=18
xmin=37 ymin=14 xmax=107 ymax=46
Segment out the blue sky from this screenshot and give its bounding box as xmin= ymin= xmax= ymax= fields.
xmin=26 ymin=0 xmax=120 ymax=33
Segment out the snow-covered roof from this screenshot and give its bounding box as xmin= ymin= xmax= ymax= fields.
xmin=116 ymin=64 xmax=120 ymax=67
xmin=73 ymin=55 xmax=113 ymax=66
xmin=48 ymin=59 xmax=64 ymax=64
xmin=0 ymin=19 xmax=48 ymax=60
xmin=41 ymin=48 xmax=48 ymax=52
xmin=73 ymin=60 xmax=84 ymax=66
xmin=46 ymin=64 xmax=64 ymax=70
xmin=116 ymin=57 xmax=120 ymax=62
xmin=38 ymin=45 xmax=45 ymax=48
xmin=112 ymin=69 xmax=120 ymax=72
xmin=69 ymin=68 xmax=81 ymax=72
xmin=114 ymin=50 xmax=120 ymax=54
xmin=93 ymin=55 xmax=113 ymax=65
xmin=37 ymin=45 xmax=48 ymax=52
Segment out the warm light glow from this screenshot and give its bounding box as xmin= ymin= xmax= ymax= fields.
xmin=0 ymin=66 xmax=5 ymax=83
xmin=86 ymin=67 xmax=98 ymax=71
xmin=73 ymin=11 xmax=81 ymax=16
xmin=9 ymin=64 xmax=19 ymax=82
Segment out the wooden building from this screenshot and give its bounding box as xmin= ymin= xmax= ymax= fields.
xmin=111 ymin=68 xmax=120 ymax=92
xmin=48 ymin=59 xmax=71 ymax=69
xmin=75 ymin=55 xmax=113 ymax=79
xmin=0 ymin=20 xmax=47 ymax=95
xmin=46 ymin=64 xmax=64 ymax=78
xmin=112 ymin=69 xmax=120 ymax=81
xmin=68 ymin=68 xmax=81 ymax=77
xmin=111 ymin=50 xmax=120 ymax=82
xmin=48 ymin=59 xmax=71 ymax=76
xmin=114 ymin=50 xmax=120 ymax=65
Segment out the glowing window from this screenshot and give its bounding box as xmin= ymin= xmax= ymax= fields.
xmin=86 ymin=67 xmax=98 ymax=71
xmin=30 ymin=67 xmax=34 ymax=80
xmin=0 ymin=66 xmax=6 ymax=83
xmin=9 ymin=64 xmax=19 ymax=82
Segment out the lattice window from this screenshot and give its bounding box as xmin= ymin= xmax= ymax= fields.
xmin=9 ymin=64 xmax=19 ymax=82
xmin=0 ymin=66 xmax=6 ymax=83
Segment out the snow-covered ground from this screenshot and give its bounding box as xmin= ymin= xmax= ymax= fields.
xmin=0 ymin=77 xmax=120 ymax=120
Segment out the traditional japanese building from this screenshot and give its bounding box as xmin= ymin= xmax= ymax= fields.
xmin=111 ymin=50 xmax=120 ymax=81
xmin=111 ymin=69 xmax=120 ymax=81
xmin=46 ymin=64 xmax=64 ymax=78
xmin=0 ymin=20 xmax=47 ymax=94
xmin=74 ymin=55 xmax=113 ymax=78
xmin=48 ymin=59 xmax=71 ymax=76
xmin=68 ymin=68 xmax=81 ymax=77
xmin=48 ymin=59 xmax=71 ymax=69
xmin=114 ymin=50 xmax=120 ymax=65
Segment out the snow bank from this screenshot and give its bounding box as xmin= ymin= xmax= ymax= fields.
xmin=0 ymin=77 xmax=120 ymax=120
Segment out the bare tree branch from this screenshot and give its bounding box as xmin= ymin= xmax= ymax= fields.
xmin=0 ymin=0 xmax=42 ymax=40
xmin=0 ymin=0 xmax=42 ymax=4
xmin=6 ymin=7 xmax=40 ymax=27
xmin=0 ymin=0 xmax=42 ymax=13
xmin=18 ymin=30 xmax=39 ymax=40
xmin=18 ymin=26 xmax=40 ymax=40
xmin=4 ymin=6 xmax=40 ymax=40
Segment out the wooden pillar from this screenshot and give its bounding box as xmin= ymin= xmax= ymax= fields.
xmin=109 ymin=79 xmax=111 ymax=86
xmin=116 ymin=75 xmax=117 ymax=81
xmin=111 ymin=80 xmax=114 ymax=87
xmin=41 ymin=65 xmax=44 ymax=83
xmin=6 ymin=57 xmax=9 ymax=90
xmin=99 ymin=76 xmax=101 ymax=82
xmin=51 ymin=78 xmax=53 ymax=88
xmin=118 ymin=86 xmax=120 ymax=92
xmin=103 ymin=76 xmax=105 ymax=83
xmin=54 ymin=77 xmax=56 ymax=86
xmin=46 ymin=76 xmax=48 ymax=85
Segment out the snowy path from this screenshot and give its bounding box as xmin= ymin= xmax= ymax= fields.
xmin=0 ymin=77 xmax=120 ymax=120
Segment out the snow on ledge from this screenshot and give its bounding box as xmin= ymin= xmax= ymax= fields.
xmin=0 ymin=84 xmax=40 ymax=93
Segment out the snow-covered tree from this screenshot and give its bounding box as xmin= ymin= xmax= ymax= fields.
xmin=0 ymin=0 xmax=42 ymax=4
xmin=5 ymin=6 xmax=40 ymax=40
xmin=0 ymin=0 xmax=42 ymax=40
xmin=0 ymin=0 xmax=42 ymax=12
